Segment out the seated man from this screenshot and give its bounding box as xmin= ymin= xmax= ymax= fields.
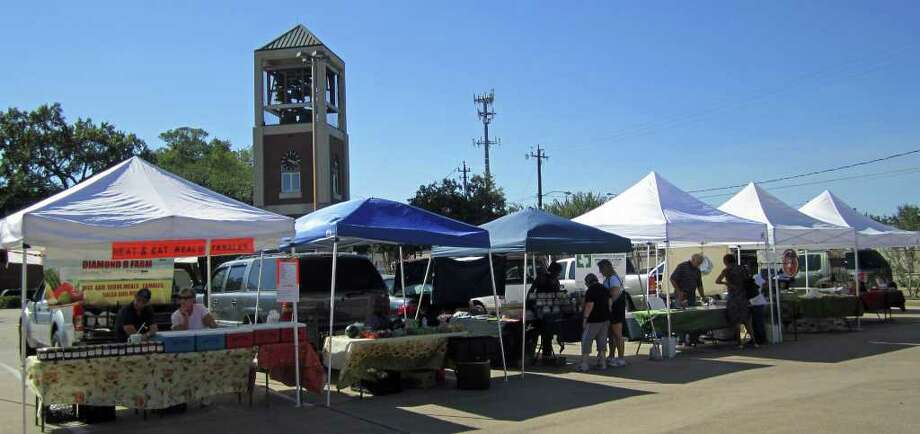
xmin=115 ymin=288 xmax=159 ymax=341
xmin=171 ymin=288 xmax=217 ymax=330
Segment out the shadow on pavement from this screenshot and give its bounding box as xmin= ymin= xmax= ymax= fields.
xmin=743 ymin=312 xmax=920 ymax=364
xmin=328 ymin=373 xmax=651 ymax=432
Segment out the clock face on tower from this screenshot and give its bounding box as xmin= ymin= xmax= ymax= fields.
xmin=281 ymin=150 xmax=301 ymax=171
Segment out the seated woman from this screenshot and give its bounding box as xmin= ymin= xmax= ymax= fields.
xmin=171 ymin=288 xmax=218 ymax=330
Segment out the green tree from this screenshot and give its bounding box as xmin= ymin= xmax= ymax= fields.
xmin=154 ymin=128 xmax=253 ymax=204
xmin=872 ymin=204 xmax=920 ymax=296
xmin=0 ymin=104 xmax=150 ymax=215
xmin=543 ymin=192 xmax=609 ymax=219
xmin=409 ymin=175 xmax=508 ymax=225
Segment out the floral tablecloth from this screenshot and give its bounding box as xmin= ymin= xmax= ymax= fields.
xmin=26 ymin=348 xmax=255 ymax=410
xmin=323 ymin=332 xmax=466 ymax=388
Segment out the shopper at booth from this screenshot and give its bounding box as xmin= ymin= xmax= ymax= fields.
xmin=716 ymin=254 xmax=757 ymax=349
xmin=578 ymin=273 xmax=610 ymax=372
xmin=533 ymin=261 xmax=562 ymax=293
xmin=171 ymin=288 xmax=218 ymax=331
xmin=597 ymin=259 xmax=626 ymax=367
xmin=670 ymin=254 xmax=706 ymax=307
xmin=115 ymin=288 xmax=158 ymax=341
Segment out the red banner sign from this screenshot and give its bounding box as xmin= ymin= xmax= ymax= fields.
xmin=112 ymin=240 xmax=206 ymax=259
xmin=112 ymin=237 xmax=255 ymax=259
xmin=210 ymin=238 xmax=255 ymax=256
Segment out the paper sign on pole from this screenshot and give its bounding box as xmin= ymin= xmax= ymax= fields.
xmin=276 ymin=258 xmax=300 ymax=303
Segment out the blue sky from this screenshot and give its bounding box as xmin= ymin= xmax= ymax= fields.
xmin=3 ymin=1 xmax=919 ymax=215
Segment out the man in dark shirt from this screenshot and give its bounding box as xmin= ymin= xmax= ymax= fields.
xmin=669 ymin=254 xmax=705 ymax=307
xmin=532 ymin=261 xmax=562 ymax=293
xmin=578 ymin=273 xmax=610 ymax=371
xmin=115 ymin=288 xmax=158 ymax=342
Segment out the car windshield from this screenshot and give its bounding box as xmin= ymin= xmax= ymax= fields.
xmin=390 ymin=283 xmax=432 ymax=297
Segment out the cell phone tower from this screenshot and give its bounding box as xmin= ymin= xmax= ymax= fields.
xmin=473 ymin=90 xmax=499 ymax=180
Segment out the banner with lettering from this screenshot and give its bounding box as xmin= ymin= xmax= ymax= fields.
xmin=111 ymin=237 xmax=254 ymax=259
xmin=43 ymin=257 xmax=174 ymax=306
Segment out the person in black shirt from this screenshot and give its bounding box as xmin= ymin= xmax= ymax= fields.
xmin=577 ymin=273 xmax=610 ymax=372
xmin=532 ymin=261 xmax=562 ymax=293
xmin=115 ymin=288 xmax=158 ymax=342
xmin=528 ymin=261 xmax=563 ymax=359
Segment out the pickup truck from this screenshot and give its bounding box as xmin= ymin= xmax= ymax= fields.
xmin=20 ymin=259 xmax=201 ymax=353
xmin=204 ymin=253 xmax=389 ymax=345
xmin=469 ymin=256 xmax=665 ymax=315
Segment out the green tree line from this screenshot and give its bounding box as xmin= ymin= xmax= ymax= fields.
xmin=0 ymin=104 xmax=253 ymax=215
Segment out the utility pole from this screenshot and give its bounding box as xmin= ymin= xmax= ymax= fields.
xmin=458 ymin=161 xmax=471 ymax=196
xmin=473 ymin=90 xmax=499 ymax=180
xmin=527 ymin=145 xmax=549 ymax=209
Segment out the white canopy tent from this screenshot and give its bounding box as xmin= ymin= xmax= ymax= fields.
xmin=718 ymin=183 xmax=856 ymax=249
xmin=574 ymin=172 xmax=767 ymax=244
xmin=0 ymin=157 xmax=293 ymax=253
xmin=800 ymin=190 xmax=920 ymax=249
xmin=574 ymin=172 xmax=768 ymax=344
xmin=0 ymin=157 xmax=295 ymax=432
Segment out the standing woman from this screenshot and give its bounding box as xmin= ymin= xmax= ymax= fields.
xmin=598 ymin=259 xmax=627 ymax=367
xmin=715 ymin=254 xmax=758 ymax=349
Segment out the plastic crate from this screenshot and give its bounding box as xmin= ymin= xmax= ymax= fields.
xmin=249 ymin=323 xmax=283 ymax=345
xmin=225 ymin=330 xmax=255 ymax=349
xmin=194 ymin=330 xmax=226 ymax=351
xmin=154 ymin=331 xmax=196 ymax=353
xmin=279 ymin=323 xmax=307 ymax=343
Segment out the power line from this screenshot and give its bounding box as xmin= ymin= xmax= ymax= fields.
xmin=695 ymin=166 xmax=920 ymax=200
xmin=687 ymin=147 xmax=920 ymax=194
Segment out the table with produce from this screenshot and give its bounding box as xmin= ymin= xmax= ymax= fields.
xmin=322 ymin=323 xmax=466 ymax=389
xmin=26 ymin=322 xmax=311 ymax=426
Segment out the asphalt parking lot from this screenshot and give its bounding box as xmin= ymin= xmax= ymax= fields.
xmin=1 ymin=307 xmax=918 ymax=434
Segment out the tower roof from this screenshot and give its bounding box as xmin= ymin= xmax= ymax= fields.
xmin=257 ymin=25 xmax=326 ymax=51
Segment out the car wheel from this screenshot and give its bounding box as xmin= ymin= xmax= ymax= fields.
xmin=19 ymin=325 xmax=36 ymax=357
xmin=470 ymin=302 xmax=486 ymax=315
xmin=51 ymin=326 xmax=64 ymax=348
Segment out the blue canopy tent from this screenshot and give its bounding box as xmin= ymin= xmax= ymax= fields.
xmin=284 ymin=198 xmax=505 ymax=405
xmin=432 ymin=207 xmax=632 ymax=376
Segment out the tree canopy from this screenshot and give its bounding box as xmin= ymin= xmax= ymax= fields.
xmin=154 ymin=127 xmax=253 ymax=204
xmin=409 ymin=175 xmax=509 ymax=225
xmin=0 ymin=103 xmax=151 ymax=215
xmin=543 ymin=192 xmax=609 ymax=219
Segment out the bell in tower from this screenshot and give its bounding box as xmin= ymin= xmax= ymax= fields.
xmin=253 ymin=24 xmax=349 ymax=216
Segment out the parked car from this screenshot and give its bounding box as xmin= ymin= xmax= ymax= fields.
xmin=205 ymin=253 xmax=389 ymax=342
xmin=21 ymin=260 xmax=202 ymax=353
xmin=761 ymin=249 xmax=891 ymax=288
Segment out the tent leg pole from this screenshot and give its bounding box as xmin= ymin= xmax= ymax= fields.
xmin=291 ymin=247 xmax=301 ymax=407
xmin=399 ymin=246 xmax=407 ymax=325
xmin=645 ymin=244 xmax=651 ymax=299
xmin=255 ymin=251 xmax=264 ymax=324
xmin=766 ymin=244 xmax=776 ymax=343
xmin=20 ymin=241 xmax=27 ymax=434
xmin=522 ymin=252 xmax=528 ymax=378
xmin=773 ymin=243 xmax=782 ymax=342
xmin=487 ymin=249 xmax=508 ymax=381
xmin=326 ymin=241 xmax=338 ymax=407
xmin=804 ymin=249 xmax=809 ymax=288
xmin=854 ymin=242 xmax=861 ymax=331
xmin=206 ymin=240 xmax=212 ymax=311
xmin=414 ymin=256 xmax=432 ymax=321
xmin=664 ymin=241 xmax=672 ymax=345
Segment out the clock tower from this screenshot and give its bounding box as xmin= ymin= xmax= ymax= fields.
xmin=253 ymin=25 xmax=349 ymax=216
